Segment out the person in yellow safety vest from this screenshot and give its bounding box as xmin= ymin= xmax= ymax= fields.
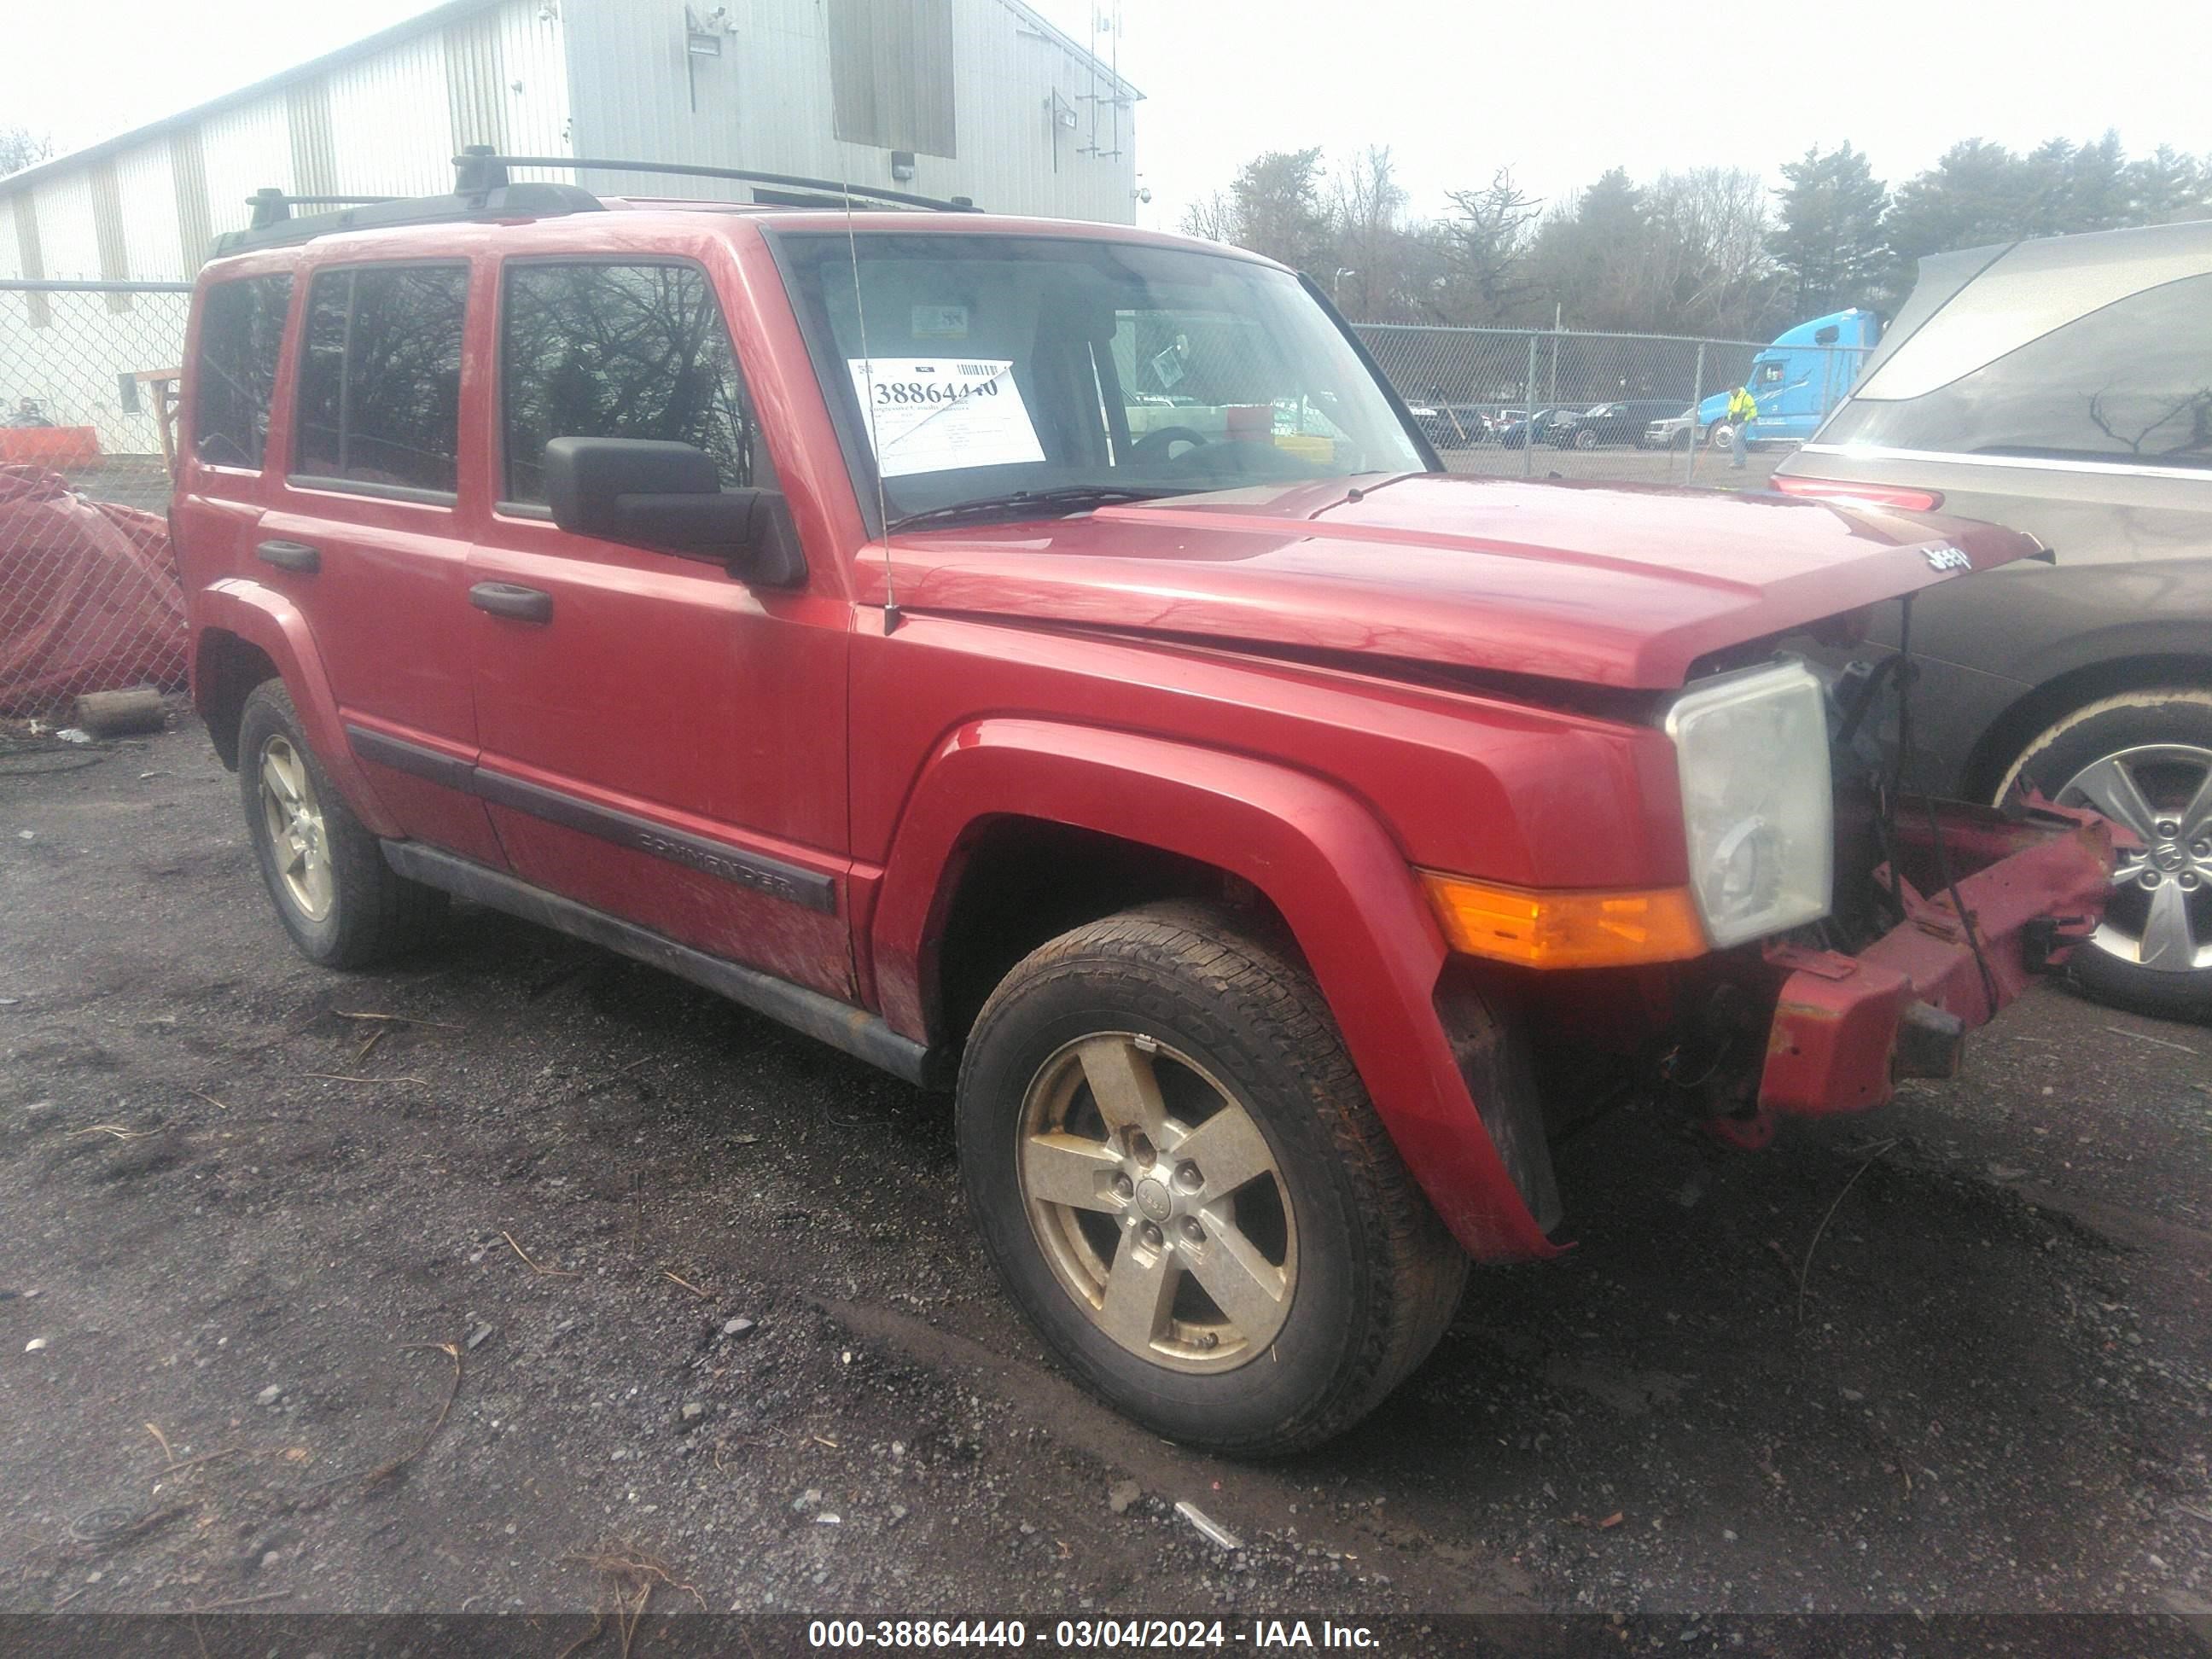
xmin=1726 ymin=384 xmax=1758 ymax=470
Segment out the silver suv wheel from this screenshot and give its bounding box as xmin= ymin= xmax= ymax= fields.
xmin=2005 ymin=688 xmax=2212 ymax=1017
xmin=2057 ymin=742 xmax=2212 ymax=973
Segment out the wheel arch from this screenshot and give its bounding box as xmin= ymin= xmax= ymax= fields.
xmin=928 ymin=816 xmax=1296 ymax=1056
xmin=190 ymin=579 xmax=401 ymax=836
xmin=1966 ymin=651 xmax=2212 ymax=804
xmin=192 ymin=627 xmax=279 ymax=770
xmin=870 ymin=717 xmax=1559 ymax=1263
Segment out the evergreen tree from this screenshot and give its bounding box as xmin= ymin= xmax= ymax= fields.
xmin=2066 ymin=130 xmax=2129 ymax=231
xmin=1769 ymin=143 xmax=1889 ymax=316
xmin=1884 ymin=139 xmax=2032 ymax=271
xmin=2125 ymin=144 xmax=2205 ymax=224
xmin=1229 ymin=148 xmax=1332 ymax=273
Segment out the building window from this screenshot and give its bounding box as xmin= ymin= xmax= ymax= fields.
xmin=826 ymin=0 xmax=957 ymax=160
xmin=193 ymin=274 xmax=292 ymax=469
xmin=294 ymin=264 xmax=469 ymax=496
xmin=499 ymin=261 xmax=767 ymax=506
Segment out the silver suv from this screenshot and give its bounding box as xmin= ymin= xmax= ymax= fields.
xmin=1773 ymin=218 xmax=2212 ymax=1017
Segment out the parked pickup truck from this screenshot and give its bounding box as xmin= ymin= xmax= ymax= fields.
xmin=174 ymin=157 xmax=2113 ymax=1455
xmin=1646 ymin=308 xmax=1881 ymax=452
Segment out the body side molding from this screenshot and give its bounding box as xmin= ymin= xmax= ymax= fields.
xmin=348 ymin=725 xmax=837 ymax=914
xmin=380 ymin=841 xmax=936 ymax=1086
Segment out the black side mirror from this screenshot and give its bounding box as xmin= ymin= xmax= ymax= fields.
xmin=542 ymin=437 xmax=805 ymax=587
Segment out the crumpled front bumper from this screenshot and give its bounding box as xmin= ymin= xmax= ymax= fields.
xmin=1754 ymin=800 xmax=2116 ymax=1125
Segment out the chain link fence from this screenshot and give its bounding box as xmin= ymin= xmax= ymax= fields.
xmin=1 ymin=280 xmax=193 ymax=719
xmin=1353 ymin=323 xmax=1871 ymax=488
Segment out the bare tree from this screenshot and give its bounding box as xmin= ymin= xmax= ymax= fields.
xmin=1325 ymin=147 xmax=1412 ymax=318
xmin=1437 ymin=170 xmax=1541 ymax=323
xmin=1643 ymin=168 xmax=1777 ymax=336
xmin=0 ymin=126 xmax=55 ymax=178
xmin=1179 ymin=189 xmax=1239 ymax=244
xmin=2087 ymin=387 xmax=2212 ymax=457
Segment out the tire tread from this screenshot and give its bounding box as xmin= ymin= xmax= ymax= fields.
xmin=964 ymin=900 xmax=1466 ymax=1456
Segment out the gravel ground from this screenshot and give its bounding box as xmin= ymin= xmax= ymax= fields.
xmin=1 ymin=718 xmax=2208 ymax=1626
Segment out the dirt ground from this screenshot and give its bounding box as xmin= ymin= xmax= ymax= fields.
xmin=2 ymin=717 xmax=2209 ymax=1627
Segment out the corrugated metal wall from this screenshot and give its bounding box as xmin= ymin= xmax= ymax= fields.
xmin=0 ymin=0 xmax=571 ymax=455
xmin=0 ymin=0 xmax=1136 ymax=451
xmin=2 ymin=0 xmax=1132 ymax=284
xmin=564 ymin=0 xmax=1137 ymax=221
xmin=0 ymin=0 xmax=573 ymax=282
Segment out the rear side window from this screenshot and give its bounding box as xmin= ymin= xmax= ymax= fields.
xmin=294 ymin=265 xmax=469 ymax=496
xmin=1823 ymin=273 xmax=2212 ymax=470
xmin=193 ymin=274 xmax=292 ymax=469
xmin=499 ymin=261 xmax=769 ymax=507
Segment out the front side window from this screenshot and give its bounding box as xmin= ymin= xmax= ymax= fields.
xmin=294 ymin=265 xmax=469 ymax=495
xmin=1755 ymin=361 xmax=1787 ymax=388
xmin=1823 ymin=273 xmax=2212 ymax=469
xmin=499 ymin=261 xmax=767 ymax=507
xmin=776 ymin=232 xmax=1427 ymax=527
xmin=193 ymin=274 xmax=292 ymax=469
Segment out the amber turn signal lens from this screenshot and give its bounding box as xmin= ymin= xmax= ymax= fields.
xmin=1417 ymin=871 xmax=1711 ymax=969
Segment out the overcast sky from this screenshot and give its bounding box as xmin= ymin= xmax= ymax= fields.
xmin=7 ymin=0 xmax=2209 ymax=230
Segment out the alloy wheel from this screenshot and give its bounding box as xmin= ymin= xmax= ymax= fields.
xmin=258 ymin=735 xmax=335 ymax=922
xmin=1016 ymin=1032 xmax=1296 ymax=1374
xmin=2058 ymin=742 xmax=2212 ymax=972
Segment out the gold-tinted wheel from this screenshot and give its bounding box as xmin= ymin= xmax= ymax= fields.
xmin=257 ymin=734 xmax=334 ymax=922
xmin=1018 ymin=1033 xmax=1295 ymax=1374
xmin=236 ymin=679 xmax=443 ymax=968
xmin=958 ymin=902 xmax=1469 ymax=1455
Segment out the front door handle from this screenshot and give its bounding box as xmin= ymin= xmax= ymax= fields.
xmin=255 ymin=538 xmax=320 ymax=573
xmin=469 ymin=582 xmax=554 ymax=625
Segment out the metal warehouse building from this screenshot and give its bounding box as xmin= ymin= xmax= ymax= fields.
xmin=0 ymin=0 xmax=1138 ymax=450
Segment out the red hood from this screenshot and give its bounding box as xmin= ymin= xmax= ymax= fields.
xmin=865 ymin=473 xmax=2037 ymax=690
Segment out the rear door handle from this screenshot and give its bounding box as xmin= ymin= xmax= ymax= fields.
xmin=469 ymin=581 xmax=554 ymax=624
xmin=255 ymin=538 xmax=320 ymax=573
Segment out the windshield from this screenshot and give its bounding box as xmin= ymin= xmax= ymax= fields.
xmin=773 ymin=232 xmax=1429 ymax=525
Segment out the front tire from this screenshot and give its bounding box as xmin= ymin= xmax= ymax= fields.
xmin=2001 ymin=688 xmax=2212 ymax=1017
xmin=237 ymin=680 xmax=443 ymax=969
xmin=957 ymin=903 xmax=1466 ymax=1456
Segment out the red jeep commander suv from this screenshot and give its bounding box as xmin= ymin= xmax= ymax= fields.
xmin=172 ymin=155 xmax=2115 ymax=1454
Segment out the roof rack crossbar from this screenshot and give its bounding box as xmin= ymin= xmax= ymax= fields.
xmin=217 ymin=182 xmax=604 ymax=258
xmin=245 ymin=187 xmax=405 ymax=230
xmin=470 ymin=154 xmax=981 ymax=213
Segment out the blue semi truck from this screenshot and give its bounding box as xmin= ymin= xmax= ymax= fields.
xmin=1644 ymin=308 xmax=1881 ymax=451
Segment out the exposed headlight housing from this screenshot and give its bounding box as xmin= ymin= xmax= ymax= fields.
xmin=1665 ymin=661 xmax=1834 ymax=948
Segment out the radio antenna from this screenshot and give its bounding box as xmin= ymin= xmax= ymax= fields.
xmin=843 ymin=183 xmax=901 ymax=635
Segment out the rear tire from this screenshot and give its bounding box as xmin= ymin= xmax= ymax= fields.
xmin=237 ymin=680 xmax=444 ymax=969
xmin=2001 ymin=688 xmax=2212 ymax=1018
xmin=957 ymin=901 xmax=1467 ymax=1456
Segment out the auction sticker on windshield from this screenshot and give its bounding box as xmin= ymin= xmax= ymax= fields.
xmin=848 ymin=358 xmax=1046 ymax=477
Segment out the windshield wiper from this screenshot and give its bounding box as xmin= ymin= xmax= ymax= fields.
xmin=886 ymin=485 xmax=1185 ymax=533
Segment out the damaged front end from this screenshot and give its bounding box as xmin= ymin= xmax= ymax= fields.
xmin=1719 ymin=796 xmax=2113 ymax=1147
xmin=1664 ymin=650 xmax=2118 ymax=1150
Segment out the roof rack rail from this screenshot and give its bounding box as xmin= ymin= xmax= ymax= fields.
xmin=474 ymin=154 xmax=981 ymax=213
xmin=209 ymin=146 xmax=980 ymax=260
